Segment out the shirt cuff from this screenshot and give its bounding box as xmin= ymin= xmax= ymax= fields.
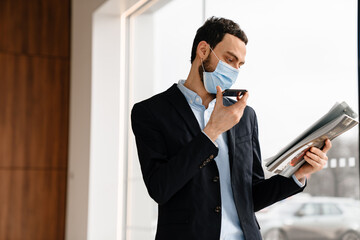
xmin=292 ymin=174 xmax=306 ymax=187
xmin=202 ymin=130 xmax=218 ymax=148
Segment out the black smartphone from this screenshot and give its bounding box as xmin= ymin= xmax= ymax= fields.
xmin=223 ymin=89 xmax=247 ymax=97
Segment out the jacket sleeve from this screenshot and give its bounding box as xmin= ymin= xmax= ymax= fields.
xmin=251 ymin=111 xmax=305 ymax=212
xmin=131 ymin=102 xmax=219 ymax=205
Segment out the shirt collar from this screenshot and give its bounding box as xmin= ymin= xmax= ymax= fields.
xmin=177 ymin=80 xmax=203 ymax=106
xmin=177 ymin=80 xmax=217 ymax=109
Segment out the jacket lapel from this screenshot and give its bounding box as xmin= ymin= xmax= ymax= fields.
xmin=164 ymin=84 xmax=201 ymax=137
xmin=223 ymin=97 xmax=236 ymax=170
xmin=164 ymin=86 xmax=236 ymax=165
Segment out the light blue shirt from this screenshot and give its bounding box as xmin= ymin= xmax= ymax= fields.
xmin=177 ymin=80 xmax=305 ymax=240
xmin=178 ymin=80 xmax=244 ymax=240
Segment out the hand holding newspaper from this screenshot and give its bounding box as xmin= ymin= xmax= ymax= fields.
xmin=265 ymin=102 xmax=358 ymax=177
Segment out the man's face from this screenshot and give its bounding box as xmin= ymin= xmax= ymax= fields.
xmin=199 ymin=33 xmax=247 ymax=82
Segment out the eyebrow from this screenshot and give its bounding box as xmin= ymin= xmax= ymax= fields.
xmin=226 ymin=51 xmax=245 ymax=65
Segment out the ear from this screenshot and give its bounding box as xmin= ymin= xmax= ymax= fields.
xmin=196 ymin=41 xmax=210 ymax=61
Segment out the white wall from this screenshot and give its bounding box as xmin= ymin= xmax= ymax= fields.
xmin=67 ymin=0 xmax=142 ymax=239
xmin=88 ymin=4 xmax=122 ymax=240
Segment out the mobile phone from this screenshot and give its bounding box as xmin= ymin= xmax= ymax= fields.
xmin=223 ymin=89 xmax=247 ymax=97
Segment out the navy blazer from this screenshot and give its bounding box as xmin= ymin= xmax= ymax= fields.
xmin=131 ymin=84 xmax=304 ymax=240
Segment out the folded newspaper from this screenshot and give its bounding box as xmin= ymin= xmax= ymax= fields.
xmin=265 ymin=102 xmax=358 ymax=178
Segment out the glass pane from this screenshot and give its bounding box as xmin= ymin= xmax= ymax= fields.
xmin=301 ymin=203 xmax=320 ymax=216
xmin=321 ymin=203 xmax=342 ymax=215
xmin=128 ymin=0 xmax=203 ymax=239
xmin=205 ymin=0 xmax=359 ymax=239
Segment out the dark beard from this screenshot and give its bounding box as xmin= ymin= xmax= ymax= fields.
xmin=198 ymin=55 xmax=214 ymax=83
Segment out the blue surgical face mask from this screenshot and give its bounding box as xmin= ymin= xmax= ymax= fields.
xmin=202 ymin=47 xmax=239 ymax=94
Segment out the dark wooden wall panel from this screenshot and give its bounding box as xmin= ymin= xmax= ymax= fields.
xmin=0 ymin=0 xmax=70 ymax=57
xmin=0 ymin=0 xmax=70 ymax=239
xmin=0 ymin=53 xmax=69 ymax=168
xmin=0 ymin=170 xmax=66 ymax=240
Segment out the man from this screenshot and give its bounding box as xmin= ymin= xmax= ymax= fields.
xmin=131 ymin=17 xmax=331 ymax=240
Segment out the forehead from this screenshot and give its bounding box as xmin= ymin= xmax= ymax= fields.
xmin=214 ymin=33 xmax=246 ymax=58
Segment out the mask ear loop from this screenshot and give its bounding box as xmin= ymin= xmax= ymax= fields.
xmin=209 ymin=46 xmax=220 ymax=61
xmin=201 ymin=45 xmax=219 ymax=73
xmin=201 ymin=58 xmax=206 ymax=72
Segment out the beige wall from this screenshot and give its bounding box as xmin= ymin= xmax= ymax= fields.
xmin=66 ymin=0 xmax=106 ymax=239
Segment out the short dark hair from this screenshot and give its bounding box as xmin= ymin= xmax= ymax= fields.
xmin=190 ymin=17 xmax=248 ymax=63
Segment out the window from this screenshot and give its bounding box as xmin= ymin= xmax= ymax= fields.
xmin=205 ymin=0 xmax=359 ymax=197
xmin=321 ymin=203 xmax=342 ymax=215
xmin=299 ymin=203 xmax=321 ymax=216
xmin=127 ymin=1 xmax=204 ymax=239
xmin=126 ymin=1 xmax=359 ymax=239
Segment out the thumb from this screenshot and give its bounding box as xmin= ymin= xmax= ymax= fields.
xmin=322 ymin=139 xmax=332 ymax=153
xmin=215 ymin=86 xmax=223 ymax=107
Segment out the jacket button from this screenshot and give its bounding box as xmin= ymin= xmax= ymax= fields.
xmin=210 ymin=154 xmax=214 ymax=160
xmin=205 ymin=158 xmax=211 ymax=163
xmin=213 ymin=176 xmax=219 ymax=183
xmin=215 ymin=206 xmax=221 ymax=213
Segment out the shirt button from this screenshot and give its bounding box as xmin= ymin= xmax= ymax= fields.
xmin=213 ymin=176 xmax=219 ymax=183
xmin=215 ymin=206 xmax=221 ymax=213
xmin=196 ymin=97 xmax=201 ymax=103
